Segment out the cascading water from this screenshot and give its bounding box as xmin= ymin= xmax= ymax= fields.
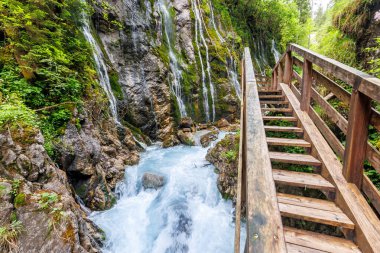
xmin=208 ymin=2 xmax=241 ymax=100
xmin=192 ymin=0 xmax=216 ymax=122
xmin=158 ymin=0 xmax=187 ymax=117
xmin=91 ymin=134 xmax=246 ymax=252
xmin=271 ymin=39 xmax=281 ymax=63
xmin=208 ymin=2 xmax=224 ymax=43
xmin=81 ymin=4 xmax=119 ymax=124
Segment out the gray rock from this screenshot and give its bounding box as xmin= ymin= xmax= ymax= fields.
xmin=200 ymin=131 xmax=219 ymax=148
xmin=142 ymin=172 xmax=165 ymax=189
xmin=2 ymin=149 xmax=17 ymax=166
xmin=177 ymin=130 xmax=195 ymax=146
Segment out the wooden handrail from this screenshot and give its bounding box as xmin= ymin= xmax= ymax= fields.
xmin=272 ymin=44 xmax=380 ymax=216
xmin=235 ymin=48 xmax=286 ymax=253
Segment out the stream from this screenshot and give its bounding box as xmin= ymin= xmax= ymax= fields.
xmin=91 ymin=133 xmax=245 ymax=252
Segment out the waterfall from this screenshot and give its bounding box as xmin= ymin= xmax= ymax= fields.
xmin=271 ymin=39 xmax=281 ymax=63
xmin=91 ymin=134 xmax=247 ymax=252
xmin=191 ymin=0 xmax=216 ymax=122
xmin=81 ymin=6 xmax=119 ymax=124
xmin=158 ymin=0 xmax=187 ymax=118
xmin=208 ymin=2 xmax=224 ymax=43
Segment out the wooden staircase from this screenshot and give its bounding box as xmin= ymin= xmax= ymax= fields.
xmin=259 ymin=88 xmax=361 ymax=252
xmin=234 ymin=46 xmax=380 ymax=253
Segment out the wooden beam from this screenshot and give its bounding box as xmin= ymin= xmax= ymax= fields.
xmin=362 ymin=175 xmax=380 ymax=215
xmin=242 ymin=48 xmax=286 ymax=253
xmin=343 ymin=90 xmax=371 ymax=188
xmin=284 ymin=51 xmax=293 ymax=85
xmin=289 ymin=43 xmax=380 ymax=102
xmin=300 ymin=60 xmax=313 ymax=112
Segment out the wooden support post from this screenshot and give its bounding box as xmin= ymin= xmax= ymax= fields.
xmin=278 ymin=64 xmax=284 ymax=84
xmin=343 ymin=89 xmax=371 ymax=188
xmin=272 ymin=68 xmax=278 ymax=91
xmin=300 ymin=59 xmax=312 ymax=112
xmin=283 ymin=51 xmax=292 ymax=85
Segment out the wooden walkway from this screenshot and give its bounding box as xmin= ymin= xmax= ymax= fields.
xmin=234 ymin=46 xmax=380 ymax=253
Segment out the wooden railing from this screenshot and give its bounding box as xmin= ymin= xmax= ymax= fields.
xmin=271 ymin=43 xmax=380 ymax=215
xmin=234 ymin=48 xmax=286 ymax=253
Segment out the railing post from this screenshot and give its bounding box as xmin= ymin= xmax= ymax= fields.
xmin=272 ymin=68 xmax=278 ymax=91
xmin=343 ymin=88 xmax=371 ymax=188
xmin=300 ymin=59 xmax=312 ymax=112
xmin=278 ymin=64 xmax=283 ymax=84
xmin=283 ymin=51 xmax=292 ymax=85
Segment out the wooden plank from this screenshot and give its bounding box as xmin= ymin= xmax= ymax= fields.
xmin=362 ymin=175 xmax=380 ymax=215
xmin=270 ymin=152 xmax=322 ymax=166
xmin=263 ymin=116 xmax=297 ymax=122
xmin=279 ymin=202 xmax=355 ymax=229
xmin=266 ymin=137 xmax=311 ymax=147
xmin=281 ymin=83 xmax=380 ymax=252
xmin=273 ymin=169 xmax=335 ymax=192
xmin=259 ymin=95 xmax=284 ymax=99
xmin=343 ymin=91 xmax=371 ymax=188
xmin=260 ymin=100 xmax=289 ymax=105
xmin=259 ymin=90 xmax=282 ymax=94
xmin=234 ymin=59 xmax=246 ymax=253
xmin=289 ymin=43 xmax=380 ymax=102
xmin=300 ymin=59 xmax=313 ymax=112
xmin=262 ymin=108 xmax=293 ymax=113
xmin=286 ymin=243 xmax=325 ymax=253
xmin=278 ymin=193 xmax=341 ymax=212
xmin=284 ymin=227 xmax=362 ymax=253
xmin=242 ymin=48 xmax=286 ymax=253
xmin=264 ymin=126 xmax=303 ymax=133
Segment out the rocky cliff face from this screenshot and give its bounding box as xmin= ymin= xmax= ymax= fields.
xmin=0 ymin=131 xmax=103 ymax=252
xmin=90 ymin=0 xmax=242 ymax=145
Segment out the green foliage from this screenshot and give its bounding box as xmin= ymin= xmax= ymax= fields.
xmin=14 ymin=193 xmax=26 ymax=208
xmin=0 ymin=95 xmax=37 ymax=130
xmin=11 ymin=180 xmax=21 ymax=197
xmin=222 ymin=150 xmax=237 ymax=163
xmin=0 ymin=220 xmax=23 ymax=251
xmin=366 ymin=37 xmax=380 ymax=78
xmin=37 ymin=192 xmax=59 ymax=210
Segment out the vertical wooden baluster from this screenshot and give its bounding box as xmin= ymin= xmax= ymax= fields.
xmin=278 ymin=64 xmax=283 ymax=84
xmin=273 ymin=68 xmax=278 ymax=91
xmin=343 ymin=88 xmax=371 ymax=188
xmin=300 ymin=59 xmax=313 ymax=112
xmin=283 ymin=51 xmax=293 ymax=85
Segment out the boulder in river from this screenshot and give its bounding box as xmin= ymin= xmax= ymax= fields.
xmin=142 ymin=172 xmax=165 ymax=189
xmin=216 ymin=118 xmax=230 ymax=128
xmin=200 ymin=131 xmax=219 ymax=148
xmin=177 ymin=130 xmax=195 ymax=146
xmin=179 ymin=117 xmax=194 ymax=129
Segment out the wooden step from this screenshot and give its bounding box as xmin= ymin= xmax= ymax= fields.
xmin=267 ymin=137 xmax=311 ymax=148
xmin=278 ymin=193 xmax=355 ymax=229
xmin=285 ymin=227 xmax=361 ymax=252
xmin=264 ymin=126 xmax=303 ymax=133
xmin=273 ymin=169 xmax=335 ymax=192
xmin=263 ymin=116 xmax=298 ymax=122
xmin=262 ymin=108 xmax=293 ymax=113
xmin=260 ymin=100 xmax=289 ymax=105
xmin=270 ymin=152 xmax=321 ymax=166
xmin=259 ymin=95 xmax=284 ymax=99
xmin=259 ymin=90 xmax=282 ymax=94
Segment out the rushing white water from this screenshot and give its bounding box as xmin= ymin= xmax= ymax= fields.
xmin=159 ymin=0 xmax=187 ymax=117
xmin=81 ymin=7 xmax=119 ymax=124
xmin=192 ymin=0 xmax=216 ymax=122
xmin=91 ymin=135 xmax=246 ymax=252
xmin=227 ymin=57 xmax=241 ymax=100
xmin=208 ymin=2 xmax=224 ymax=43
xmin=271 ymin=39 xmax=281 ymax=63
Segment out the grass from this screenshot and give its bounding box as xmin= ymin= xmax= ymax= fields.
xmin=0 ymin=220 xmax=23 ymax=252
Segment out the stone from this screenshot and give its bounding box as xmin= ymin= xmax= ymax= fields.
xmin=200 ymin=131 xmax=219 ymax=148
xmin=142 ymin=172 xmax=165 ymax=190
xmin=2 ymin=149 xmax=17 ymax=166
xmin=16 ymin=154 xmax=31 ymax=176
xmin=177 ymin=130 xmax=195 ymax=146
xmin=179 ymin=117 xmax=193 ymax=129
xmin=216 ymin=118 xmax=230 ymax=128
xmin=182 ymin=128 xmax=191 ymax=133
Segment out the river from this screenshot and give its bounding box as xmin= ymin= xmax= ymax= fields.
xmin=91 ymin=133 xmax=245 ymax=252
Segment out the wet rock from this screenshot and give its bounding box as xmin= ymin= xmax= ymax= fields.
xmin=216 ymin=118 xmax=230 ymax=128
xmin=200 ymin=131 xmax=219 ymax=148
xmin=179 ymin=117 xmax=193 ymax=129
xmin=177 ymin=130 xmax=195 ymax=146
xmin=142 ymin=172 xmax=165 ymax=189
